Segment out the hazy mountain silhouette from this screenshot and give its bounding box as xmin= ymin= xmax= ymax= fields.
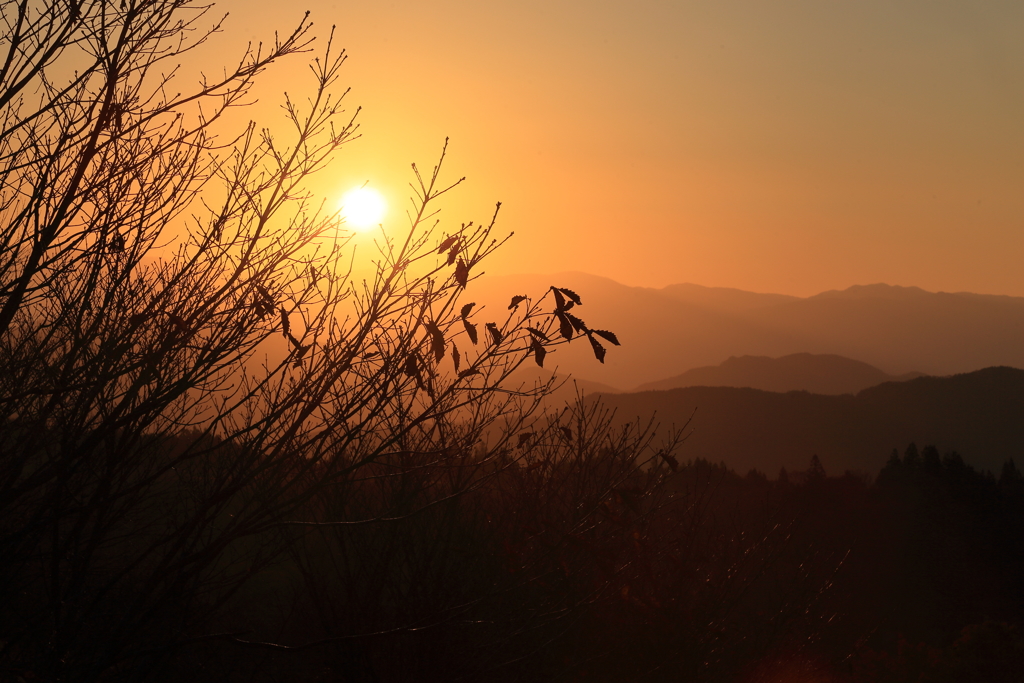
xmin=504 ymin=366 xmax=621 ymax=405
xmin=588 ymin=366 xmax=1024 ymax=476
xmin=635 ymin=353 xmax=923 ymax=395
xmin=470 ymin=273 xmax=1024 ymax=389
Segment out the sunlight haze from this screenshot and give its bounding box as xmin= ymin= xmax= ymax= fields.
xmin=339 ymin=187 xmax=386 ymax=231
xmin=217 ymin=0 xmax=1023 ymax=297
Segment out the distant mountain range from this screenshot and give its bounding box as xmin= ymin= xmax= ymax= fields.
xmin=508 ymin=352 xmax=919 ymax=403
xmin=635 ymin=353 xmax=923 ymax=395
xmin=477 ymin=274 xmax=1024 ymax=476
xmin=469 ymin=273 xmax=1024 ymax=390
xmin=589 ymin=366 xmax=1024 ymax=477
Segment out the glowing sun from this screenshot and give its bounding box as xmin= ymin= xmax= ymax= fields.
xmin=339 ymin=187 xmax=386 ymax=230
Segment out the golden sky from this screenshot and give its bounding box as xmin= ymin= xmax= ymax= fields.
xmin=217 ymin=0 xmax=1024 ymax=297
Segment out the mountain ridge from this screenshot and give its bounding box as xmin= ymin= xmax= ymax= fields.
xmin=468 ymin=272 xmax=1024 ymax=389
xmin=634 ymin=352 xmax=923 ymax=395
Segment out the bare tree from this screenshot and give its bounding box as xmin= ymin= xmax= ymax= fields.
xmin=0 ymin=2 xmax=643 ymax=681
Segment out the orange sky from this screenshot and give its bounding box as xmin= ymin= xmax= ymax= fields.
xmin=215 ymin=0 xmax=1024 ymax=297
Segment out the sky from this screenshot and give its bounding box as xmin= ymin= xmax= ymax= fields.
xmin=213 ymin=0 xmax=1024 ymax=297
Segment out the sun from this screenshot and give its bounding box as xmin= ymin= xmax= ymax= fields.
xmin=339 ymin=187 xmax=386 ymax=230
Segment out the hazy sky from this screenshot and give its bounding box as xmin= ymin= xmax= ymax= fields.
xmin=217 ymin=0 xmax=1024 ymax=296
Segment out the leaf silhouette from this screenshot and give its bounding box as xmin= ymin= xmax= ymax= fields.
xmin=559 ymin=425 xmax=573 ymax=442
xmin=280 ymin=306 xmax=290 ymax=340
xmin=437 ymin=235 xmax=458 ymax=254
xmin=403 ymin=354 xmax=418 ymax=377
xmin=526 ymin=326 xmax=549 ymax=341
xmin=253 ymin=284 xmax=275 ymax=319
xmin=129 ymin=313 xmax=151 ymax=326
xmin=253 ymin=300 xmax=272 ymax=319
xmin=459 ymin=368 xmax=481 ymax=379
xmin=485 ymin=322 xmax=503 ymax=345
xmin=551 ymin=287 xmax=565 ymax=311
xmin=166 ymin=313 xmax=189 ymax=334
xmin=591 ymin=329 xmax=620 ymax=346
xmin=517 ymin=432 xmax=534 ymax=447
xmin=460 ymin=302 xmax=475 ymax=319
xmin=508 ymin=295 xmax=528 ymax=310
xmin=587 ymin=333 xmax=606 ymax=363
xmin=531 ymin=338 xmax=546 ymax=368
xmin=455 ymin=258 xmax=470 ymax=287
xmin=452 ymin=343 xmax=461 ymax=374
xmin=424 ymin=321 xmax=445 ymax=363
xmin=661 ymin=451 xmax=679 ymax=473
xmin=557 ymin=287 xmax=582 ymax=306
xmin=463 ymin=319 xmax=478 ymax=345
xmin=555 ymin=311 xmax=573 ymax=341
xmin=447 ymin=243 xmax=460 ymax=265
xmin=566 ymin=312 xmax=587 ymax=333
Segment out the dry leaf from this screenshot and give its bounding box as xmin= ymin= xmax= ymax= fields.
xmin=424 ymin=321 xmax=445 ymax=363
xmin=566 ymin=312 xmax=587 ymax=333
xmin=661 ymin=451 xmax=679 ymax=472
xmin=555 ymin=311 xmax=573 ymax=341
xmin=485 ymin=322 xmax=502 ymax=345
xmin=591 ymin=329 xmax=620 ymax=346
xmin=557 ymin=287 xmax=582 ymax=306
xmin=551 ymin=287 xmax=566 ymax=311
xmin=463 ymin=319 xmax=478 ymax=345
xmin=437 ymin=235 xmax=458 ymax=254
xmin=531 ymin=338 xmax=546 ymax=368
xmin=587 ymin=333 xmax=606 ymax=363
xmin=455 ymin=259 xmax=470 ymax=287
xmin=527 ymin=326 xmax=549 ymax=341
xmin=280 ymin=306 xmax=290 ymax=339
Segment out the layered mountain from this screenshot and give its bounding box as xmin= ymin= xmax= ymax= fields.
xmin=467 ymin=273 xmax=1024 ymax=389
xmin=589 ymin=366 xmax=1024 ymax=477
xmin=635 ymin=353 xmax=922 ymax=395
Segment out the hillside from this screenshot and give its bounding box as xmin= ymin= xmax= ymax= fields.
xmin=589 ymin=366 xmax=1024 ymax=476
xmin=635 ymin=353 xmax=922 ymax=395
xmin=466 ymin=273 xmax=1024 ymax=389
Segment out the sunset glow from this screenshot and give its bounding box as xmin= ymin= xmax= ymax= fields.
xmin=7 ymin=2 xmax=1024 ymax=679
xmin=339 ymin=187 xmax=386 ymax=230
xmin=225 ymin=0 xmax=1024 ymax=297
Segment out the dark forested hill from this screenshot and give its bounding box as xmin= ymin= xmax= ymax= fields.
xmin=590 ymin=366 xmax=1024 ymax=476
